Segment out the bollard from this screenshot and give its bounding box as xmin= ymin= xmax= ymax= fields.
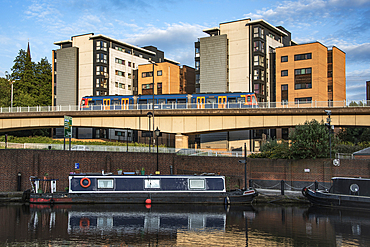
xmin=315 ymin=180 xmax=318 ymax=191
xmin=281 ymin=180 xmax=285 ymax=195
xmin=17 ymin=172 xmax=22 ymax=191
xmin=170 ymin=165 xmax=173 ymax=175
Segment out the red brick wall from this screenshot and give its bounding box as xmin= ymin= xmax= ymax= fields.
xmin=1 ymin=149 xmax=369 ymax=192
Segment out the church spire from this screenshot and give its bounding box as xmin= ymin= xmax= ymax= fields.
xmin=27 ymin=39 xmax=31 ymax=61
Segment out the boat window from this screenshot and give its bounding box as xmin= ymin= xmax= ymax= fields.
xmin=145 ymin=179 xmax=160 ymax=189
xmin=98 ymin=179 xmax=114 ymax=189
xmin=189 ymin=179 xmax=205 ymax=189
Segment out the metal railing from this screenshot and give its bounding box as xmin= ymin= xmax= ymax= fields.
xmin=1 ymin=100 xmax=369 ymax=113
xmin=0 ymin=142 xmax=251 ymax=157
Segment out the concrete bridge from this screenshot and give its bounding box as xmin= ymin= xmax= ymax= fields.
xmin=1 ymin=107 xmax=369 ymax=148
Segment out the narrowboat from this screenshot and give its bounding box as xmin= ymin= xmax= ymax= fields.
xmin=302 ymin=177 xmax=370 ymax=210
xmin=26 ymin=173 xmax=257 ymax=205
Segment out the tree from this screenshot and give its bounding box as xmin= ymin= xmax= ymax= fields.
xmin=289 ymin=119 xmax=333 ymax=159
xmin=0 ymin=77 xmax=11 ymax=107
xmin=9 ymin=49 xmax=52 ymax=107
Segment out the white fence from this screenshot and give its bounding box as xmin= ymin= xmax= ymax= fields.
xmin=1 ymin=100 xmax=369 ymax=113
xmin=0 ymin=142 xmax=251 ymax=157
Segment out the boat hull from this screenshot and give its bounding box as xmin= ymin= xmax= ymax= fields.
xmin=28 ymin=190 xmax=257 ymax=205
xmin=302 ymin=187 xmax=370 ymax=210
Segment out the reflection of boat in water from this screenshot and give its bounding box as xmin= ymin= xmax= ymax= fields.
xmin=27 ymin=204 xmax=256 ymax=244
xmin=304 ymin=206 xmax=370 ymax=237
xmin=26 ymin=174 xmax=257 ymax=205
xmin=302 ymin=177 xmax=370 ymax=210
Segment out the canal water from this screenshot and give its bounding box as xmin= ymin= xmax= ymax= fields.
xmin=1 ymin=203 xmax=369 ymax=246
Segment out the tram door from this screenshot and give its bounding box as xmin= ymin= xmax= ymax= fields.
xmin=122 ymin=98 xmax=129 ymax=110
xmin=103 ymin=99 xmax=110 ymax=110
xmin=197 ymin=97 xmax=205 ymax=109
xmin=218 ymin=96 xmax=227 ymax=108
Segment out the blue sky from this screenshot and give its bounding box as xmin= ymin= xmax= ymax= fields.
xmin=0 ymin=0 xmax=369 ymax=101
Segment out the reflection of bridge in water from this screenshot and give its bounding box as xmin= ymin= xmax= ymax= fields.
xmin=1 ymin=104 xmax=370 ymax=148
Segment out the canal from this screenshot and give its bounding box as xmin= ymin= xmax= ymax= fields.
xmin=1 ymin=203 xmax=369 ymax=246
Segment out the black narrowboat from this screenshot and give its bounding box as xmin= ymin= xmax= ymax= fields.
xmin=302 ymin=177 xmax=370 ymax=210
xmin=27 ymin=173 xmax=257 ymax=205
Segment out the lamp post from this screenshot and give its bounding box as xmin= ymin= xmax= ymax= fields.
xmin=147 ymin=112 xmax=153 ymax=153
xmin=155 ymin=127 xmax=160 ymax=174
xmin=148 ymin=59 xmax=158 ymax=149
xmin=4 ymin=71 xmax=14 ymax=109
xmin=325 ymin=110 xmax=332 ymax=159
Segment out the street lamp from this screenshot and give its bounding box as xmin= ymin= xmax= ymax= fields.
xmin=325 ymin=110 xmax=332 ymax=159
xmin=147 ymin=112 xmax=153 ymax=153
xmin=4 ymin=71 xmax=14 ymax=109
xmin=155 ymin=127 xmax=160 ymax=174
xmin=148 ymin=58 xmax=158 ymax=148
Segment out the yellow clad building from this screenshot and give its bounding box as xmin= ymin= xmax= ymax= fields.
xmin=276 ymin=42 xmax=345 ymax=105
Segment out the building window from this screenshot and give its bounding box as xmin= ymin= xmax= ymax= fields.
xmin=294 ymin=53 xmax=312 ymax=61
xmin=195 ymin=61 xmax=200 ymax=70
xmin=142 ymin=72 xmax=153 ymax=78
xmin=128 ymin=85 xmax=131 ymax=90
xmin=281 ymin=70 xmax=288 ymax=77
xmin=115 ymin=58 xmax=125 ymax=65
xmin=253 ymin=27 xmax=264 ymax=38
xmin=196 ymin=74 xmax=200 ymax=84
xmin=294 ymin=68 xmax=312 ymax=75
xmin=157 ymin=70 xmax=162 ymax=76
xmin=295 ymin=97 xmax=312 ymax=104
xmin=254 ymin=55 xmax=264 ymax=66
xmin=96 ymin=66 xmax=107 ymax=76
xmin=253 ymin=41 xmax=265 ymax=52
xmin=96 ymin=53 xmax=107 ymax=63
xmin=254 ymin=84 xmax=260 ymax=94
xmin=281 ymin=56 xmax=288 ymax=62
xmin=115 ymin=82 xmax=118 ymax=87
xmin=195 ymin=47 xmax=200 ymax=54
xmin=128 ymin=73 xmax=131 ymax=79
xmin=96 ymin=79 xmax=100 ymax=88
xmin=115 ymin=70 xmax=125 ymax=77
xmin=254 ymin=69 xmax=264 ymax=81
xmin=96 ymin=41 xmax=107 ymax=51
xmin=133 ymin=63 xmax=135 ymax=68
xmin=128 ymin=61 xmax=131 ymax=67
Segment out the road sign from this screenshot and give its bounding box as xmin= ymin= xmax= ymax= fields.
xmin=64 ymin=116 xmax=72 ymax=138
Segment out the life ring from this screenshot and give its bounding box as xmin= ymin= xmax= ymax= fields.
xmin=80 ymin=177 xmax=91 ymax=188
xmin=79 ymin=218 xmax=90 ymax=229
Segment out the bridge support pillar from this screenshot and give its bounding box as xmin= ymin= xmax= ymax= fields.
xmin=175 ymin=134 xmax=189 ymax=149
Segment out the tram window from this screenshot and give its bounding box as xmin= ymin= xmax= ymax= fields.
xmin=168 ymin=99 xmax=176 ymax=104
xmin=96 ymin=100 xmax=102 ymax=105
xmin=192 ymin=98 xmax=196 ymax=103
xmin=148 ymin=99 xmax=154 ymax=104
xmin=158 ymin=99 xmax=166 ymax=104
xmin=247 ymin=96 xmax=251 ymax=102
xmin=207 ymin=98 xmax=216 ymax=103
xmin=237 ymin=97 xmax=245 ymax=103
xmin=178 ymin=99 xmax=186 ymax=104
xmin=139 ymin=99 xmax=147 ymax=104
xmin=81 ymin=100 xmax=86 ymax=106
xmin=112 ymin=100 xmax=120 ymax=105
xmin=228 ymin=98 xmax=236 ymax=103
xmin=145 ymin=179 xmax=160 ymax=189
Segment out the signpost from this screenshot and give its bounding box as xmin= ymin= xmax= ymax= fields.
xmin=64 ymin=116 xmax=72 ymax=150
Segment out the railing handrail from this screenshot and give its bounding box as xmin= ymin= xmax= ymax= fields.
xmin=1 ymin=100 xmax=369 ymax=114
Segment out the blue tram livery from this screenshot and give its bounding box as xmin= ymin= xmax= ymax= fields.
xmin=80 ymin=93 xmax=258 ymax=110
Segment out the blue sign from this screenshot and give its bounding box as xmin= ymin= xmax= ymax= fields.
xmin=75 ymin=163 xmax=80 ymax=169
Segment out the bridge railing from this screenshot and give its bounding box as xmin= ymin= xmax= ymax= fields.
xmin=1 ymin=100 xmax=369 ymax=113
xmin=0 ymin=142 xmax=250 ymax=157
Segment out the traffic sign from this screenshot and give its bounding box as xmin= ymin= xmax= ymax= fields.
xmin=64 ymin=116 xmax=72 ymax=138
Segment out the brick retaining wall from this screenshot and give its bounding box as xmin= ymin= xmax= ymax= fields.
xmin=0 ymin=149 xmax=369 ymax=192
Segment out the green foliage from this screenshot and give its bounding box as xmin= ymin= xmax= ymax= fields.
xmin=334 ymin=144 xmax=363 ymax=154
xmin=7 ymin=49 xmax=52 ymax=107
xmin=337 ymin=127 xmax=370 ymax=144
xmin=289 ymin=119 xmax=334 ymax=159
xmin=249 ymin=138 xmax=291 ymax=159
xmin=0 ymin=77 xmax=11 ymax=107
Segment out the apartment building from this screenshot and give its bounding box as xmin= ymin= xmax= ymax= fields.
xmin=276 ymin=42 xmax=346 ymax=105
xmin=137 ymin=62 xmax=196 ymax=95
xmin=195 ymin=18 xmax=293 ymax=102
xmin=194 ymin=18 xmax=294 ymax=151
xmin=52 ymin=33 xmax=167 ymax=140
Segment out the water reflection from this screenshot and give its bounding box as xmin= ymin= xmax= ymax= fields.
xmin=1 ymin=203 xmax=370 ymax=246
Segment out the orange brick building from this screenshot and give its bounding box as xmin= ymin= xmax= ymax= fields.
xmin=276 ymin=42 xmax=345 ymax=105
xmin=138 ymin=62 xmax=195 ymax=95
